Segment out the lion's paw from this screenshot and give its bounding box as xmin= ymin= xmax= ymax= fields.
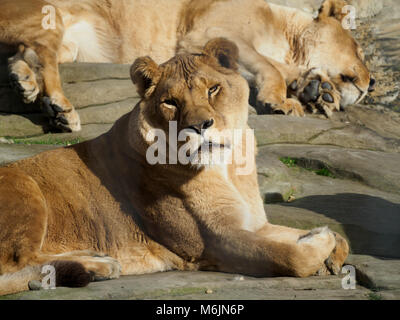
xmin=291 ymin=69 xmax=341 ymax=118
xmin=86 ymin=256 xmax=122 ymax=281
xmin=8 ymin=60 xmax=40 ymax=104
xmin=324 ymin=232 xmax=349 ymax=275
xmin=298 ymin=227 xmax=349 ymax=276
xmin=42 ymin=95 xmax=81 ymax=132
xmin=272 ymin=98 xmax=305 ymax=117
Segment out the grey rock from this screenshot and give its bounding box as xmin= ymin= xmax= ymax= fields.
xmin=1 ymin=269 xmax=370 ymax=300
xmin=0 ymin=144 xmax=60 ymax=167
xmin=267 ymin=200 xmax=400 ymax=259
xmin=261 ymin=144 xmax=400 ymax=194
xmin=268 ymin=0 xmax=383 ymax=18
xmin=346 ymin=255 xmax=400 ymax=290
xmin=0 ymin=113 xmax=47 ymax=138
xmin=63 ymin=79 xmax=138 ymax=109
xmin=0 ymin=111 xmax=116 ymax=139
xmin=28 ymin=281 xmax=42 ymax=291
xmin=59 ymin=63 xmax=131 ymax=83
xmin=16 ymin=124 xmax=113 ymax=145
xmin=79 ymin=98 xmax=138 ymax=125
xmin=249 ymin=114 xmax=400 ymax=153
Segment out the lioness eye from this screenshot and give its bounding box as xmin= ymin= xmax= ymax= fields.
xmin=162 ymin=99 xmax=178 ymax=108
xmin=341 ymin=75 xmax=356 ymax=83
xmin=208 ymin=85 xmax=220 ymax=97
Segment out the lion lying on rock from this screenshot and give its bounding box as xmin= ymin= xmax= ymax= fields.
xmin=0 ymin=0 xmax=374 ymax=131
xmin=0 ymin=39 xmax=349 ymax=296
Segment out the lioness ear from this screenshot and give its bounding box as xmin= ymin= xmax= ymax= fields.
xmin=130 ymin=56 xmax=161 ymax=98
xmin=317 ymin=0 xmax=348 ymax=21
xmin=203 ymin=38 xmax=239 ymax=71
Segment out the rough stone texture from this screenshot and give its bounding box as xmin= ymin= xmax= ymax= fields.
xmin=63 ymin=79 xmax=137 ymax=109
xmin=0 ymin=268 xmax=372 ymax=300
xmin=59 ymin=63 xmax=131 ymax=83
xmin=78 ymin=98 xmax=137 ymax=124
xmin=260 ymin=144 xmax=400 ymax=194
xmin=0 ymin=144 xmax=59 ymax=166
xmin=346 ymin=255 xmax=400 ymax=291
xmin=269 ymin=0 xmax=383 ymax=18
xmin=249 ymin=113 xmax=400 ymax=153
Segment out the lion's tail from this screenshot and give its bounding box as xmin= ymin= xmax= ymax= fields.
xmin=0 ymin=261 xmax=91 ymax=296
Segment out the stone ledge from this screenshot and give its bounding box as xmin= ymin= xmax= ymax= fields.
xmin=1 ymin=268 xmax=371 ymax=300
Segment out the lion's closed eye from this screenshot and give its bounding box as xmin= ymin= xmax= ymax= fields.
xmin=162 ymin=99 xmax=179 ymax=109
xmin=340 ymin=75 xmax=356 ymax=83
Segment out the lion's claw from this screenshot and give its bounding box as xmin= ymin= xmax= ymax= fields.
xmin=42 ymin=96 xmax=81 ymax=133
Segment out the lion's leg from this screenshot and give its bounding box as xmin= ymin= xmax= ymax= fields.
xmin=201 ymin=223 xmax=338 ymax=277
xmin=256 ymin=223 xmax=349 ymax=275
xmin=35 ymin=45 xmax=81 ymax=132
xmin=234 ymin=41 xmax=305 ymax=117
xmin=0 ymin=168 xmax=119 ymax=294
xmin=0 ymin=168 xmax=49 ymax=275
xmin=116 ymin=242 xmax=198 ymax=276
xmin=8 ymin=45 xmax=43 ymax=104
xmin=34 ymin=252 xmax=121 ymax=282
xmin=0 ymin=0 xmax=81 ymax=132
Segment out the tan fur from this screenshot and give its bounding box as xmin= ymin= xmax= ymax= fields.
xmin=0 ymin=39 xmax=349 ymax=296
xmin=0 ymin=0 xmax=373 ymax=131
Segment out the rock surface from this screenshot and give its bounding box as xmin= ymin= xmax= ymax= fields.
xmin=0 ymin=267 xmax=376 ymax=300
xmin=2 ymin=254 xmax=398 ymax=300
xmin=0 ymin=0 xmax=399 ymax=300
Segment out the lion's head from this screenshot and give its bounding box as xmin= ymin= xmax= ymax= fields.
xmin=306 ymin=0 xmax=375 ymax=107
xmin=129 ymin=38 xmax=250 ymax=169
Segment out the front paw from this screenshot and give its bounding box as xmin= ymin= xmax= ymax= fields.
xmin=271 ymin=98 xmax=305 ymax=117
xmin=9 ymin=61 xmax=40 ymax=104
xmin=88 ymin=256 xmax=122 ymax=281
xmin=42 ymin=95 xmax=81 ymax=132
xmin=291 ymin=69 xmax=341 ymax=117
xmin=324 ymin=232 xmax=349 ymax=275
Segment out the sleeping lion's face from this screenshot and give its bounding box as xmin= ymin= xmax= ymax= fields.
xmin=131 ymin=38 xmax=250 ymax=168
xmin=308 ymin=0 xmax=375 ymax=107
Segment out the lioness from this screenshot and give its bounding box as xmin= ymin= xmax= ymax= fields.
xmin=0 ymin=0 xmax=374 ymax=131
xmin=0 ymin=39 xmax=349 ymax=296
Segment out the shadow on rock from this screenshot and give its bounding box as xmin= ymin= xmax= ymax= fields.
xmin=284 ymin=193 xmax=400 ymax=259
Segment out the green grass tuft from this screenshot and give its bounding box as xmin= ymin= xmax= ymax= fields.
xmin=367 ymin=292 xmax=383 ymax=300
xmin=280 ymin=157 xmax=297 ymax=168
xmin=11 ymin=138 xmax=82 ymax=146
xmin=280 ymin=157 xmax=335 ymax=178
xmin=315 ymin=167 xmax=335 ymax=178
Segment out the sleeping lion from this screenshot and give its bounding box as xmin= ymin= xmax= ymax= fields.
xmin=0 ymin=0 xmax=375 ymax=131
xmin=0 ymin=39 xmax=349 ymax=296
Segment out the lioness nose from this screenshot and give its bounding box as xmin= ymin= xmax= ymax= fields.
xmin=188 ymin=119 xmax=214 ymax=134
xmin=368 ymin=78 xmax=376 ymax=92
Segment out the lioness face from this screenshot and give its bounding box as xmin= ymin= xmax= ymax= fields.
xmin=131 ymin=38 xmax=249 ymax=168
xmin=308 ymin=0 xmax=375 ymax=107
